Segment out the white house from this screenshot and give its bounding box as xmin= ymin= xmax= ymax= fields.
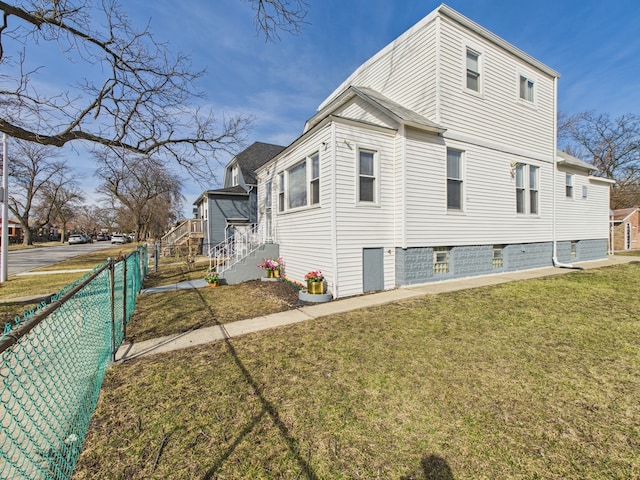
xmin=253 ymin=4 xmax=613 ymax=299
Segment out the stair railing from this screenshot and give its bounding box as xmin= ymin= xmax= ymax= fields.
xmin=161 ymin=219 xmax=203 ymax=246
xmin=208 ymin=224 xmax=261 ymax=274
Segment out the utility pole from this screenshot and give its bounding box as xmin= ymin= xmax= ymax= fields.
xmin=1 ymin=133 xmax=8 ymax=283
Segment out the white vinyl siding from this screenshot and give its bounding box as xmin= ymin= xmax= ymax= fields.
xmin=438 ymin=16 xmax=555 ymax=160
xmin=555 ymin=167 xmax=611 ymax=241
xmin=404 ymin=130 xmax=553 ymax=247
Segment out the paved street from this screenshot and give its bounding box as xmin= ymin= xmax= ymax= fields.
xmin=4 ymin=242 xmax=115 ymax=277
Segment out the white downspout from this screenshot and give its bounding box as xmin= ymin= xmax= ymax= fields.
xmin=330 ymin=121 xmax=339 ymax=298
xmin=551 ymin=76 xmax=582 ymax=270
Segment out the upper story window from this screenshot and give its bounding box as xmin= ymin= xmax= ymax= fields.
xmin=519 ymin=75 xmax=534 ymax=103
xmin=515 ymin=163 xmax=539 ymax=215
xmin=447 ymin=149 xmax=463 ymax=210
xmin=231 ymin=164 xmax=239 ymax=186
xmin=565 ymin=174 xmax=574 ymax=198
xmin=310 ymin=153 xmax=320 ymax=205
xmin=466 ymin=48 xmax=481 ymax=92
xmin=358 ymin=149 xmax=377 ymax=203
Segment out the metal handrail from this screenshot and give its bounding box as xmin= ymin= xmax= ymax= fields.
xmin=208 ymin=223 xmax=261 ymax=274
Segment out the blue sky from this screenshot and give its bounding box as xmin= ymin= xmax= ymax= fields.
xmin=10 ymin=0 xmax=640 ymax=214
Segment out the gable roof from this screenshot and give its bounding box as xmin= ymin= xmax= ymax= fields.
xmin=612 ymin=207 xmax=639 ymax=223
xmin=192 ymin=185 xmax=250 ymax=206
xmin=305 ymin=86 xmax=446 ymax=134
xmin=232 ymin=142 xmax=286 ymax=186
xmin=320 ymin=4 xmax=560 ymax=111
xmin=556 ymin=150 xmax=598 ymax=172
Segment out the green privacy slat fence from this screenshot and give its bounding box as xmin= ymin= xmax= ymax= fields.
xmin=0 ymin=246 xmax=148 ymax=480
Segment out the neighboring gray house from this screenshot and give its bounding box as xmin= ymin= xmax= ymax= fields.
xmin=194 ymin=142 xmax=285 ymax=250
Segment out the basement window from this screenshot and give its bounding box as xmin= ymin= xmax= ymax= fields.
xmin=433 ymin=247 xmax=450 ymax=274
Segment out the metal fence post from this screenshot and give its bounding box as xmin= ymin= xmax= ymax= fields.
xmin=109 ymin=257 xmax=116 ymax=362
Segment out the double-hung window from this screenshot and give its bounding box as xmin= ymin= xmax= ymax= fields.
xmin=515 ymin=163 xmax=540 ymax=215
xmin=566 ymin=174 xmax=574 ymax=198
xmin=277 ymin=173 xmax=285 ymax=212
xmin=466 ymin=48 xmax=481 ymax=92
xmin=358 ymin=149 xmax=376 ymax=203
xmin=447 ymin=149 xmax=463 ymax=210
xmin=310 ymin=153 xmax=320 ymax=205
xmin=519 ymin=75 xmax=534 ymax=103
xmin=529 ymin=166 xmax=539 ymax=214
xmin=515 ymin=164 xmax=526 ymax=214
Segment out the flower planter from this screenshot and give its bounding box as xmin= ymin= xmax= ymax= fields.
xmin=207 ymin=281 xmax=219 ymax=288
xmin=299 ymin=290 xmax=332 ymax=303
xmin=307 ymin=281 xmax=324 ymax=295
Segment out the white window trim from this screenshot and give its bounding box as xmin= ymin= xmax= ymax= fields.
xmin=356 ymin=147 xmax=380 ymax=206
xmin=309 ymin=152 xmax=320 ymax=206
xmin=463 ymin=42 xmax=484 ymax=97
xmin=517 ymin=70 xmax=537 ymax=107
xmin=566 ymin=173 xmax=574 ymax=198
xmin=277 ymin=151 xmax=322 ymax=214
xmin=277 ymin=172 xmax=285 ymax=213
xmin=515 ymin=162 xmax=541 ymax=216
xmin=446 ymin=148 xmax=464 ymax=212
xmin=529 ymin=165 xmax=539 ymax=215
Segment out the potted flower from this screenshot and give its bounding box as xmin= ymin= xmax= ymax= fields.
xmin=304 ymin=270 xmax=325 ymax=294
xmin=258 ymin=258 xmax=284 ymax=278
xmin=204 ymin=269 xmax=219 ymax=288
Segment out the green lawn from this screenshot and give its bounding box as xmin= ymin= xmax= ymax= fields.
xmin=73 ymin=261 xmax=640 ymax=479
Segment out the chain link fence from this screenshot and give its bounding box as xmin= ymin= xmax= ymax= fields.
xmin=0 ymin=246 xmax=148 ymax=479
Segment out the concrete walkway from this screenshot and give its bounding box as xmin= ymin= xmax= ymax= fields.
xmin=115 ymin=255 xmax=635 ymax=362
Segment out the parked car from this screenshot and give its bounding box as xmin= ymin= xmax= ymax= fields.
xmin=68 ymin=234 xmax=90 ymax=245
xmin=111 ymin=234 xmax=127 ymax=244
xmin=96 ymin=233 xmax=109 ymax=241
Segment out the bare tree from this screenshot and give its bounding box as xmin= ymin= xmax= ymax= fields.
xmin=0 ymin=1 xmax=307 ymax=181
xmin=45 ymin=183 xmax=85 ymax=242
xmin=558 ymin=111 xmax=640 ymax=209
xmin=251 ymin=0 xmax=308 ymax=41
xmin=7 ymin=139 xmax=76 ymax=244
xmin=95 ymin=150 xmax=183 ymax=240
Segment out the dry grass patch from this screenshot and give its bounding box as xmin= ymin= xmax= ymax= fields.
xmin=75 ymin=263 xmax=640 ymax=479
xmin=126 ymin=280 xmax=300 ymax=342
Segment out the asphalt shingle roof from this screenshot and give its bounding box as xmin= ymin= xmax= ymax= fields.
xmin=234 ymin=142 xmax=286 ymax=185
